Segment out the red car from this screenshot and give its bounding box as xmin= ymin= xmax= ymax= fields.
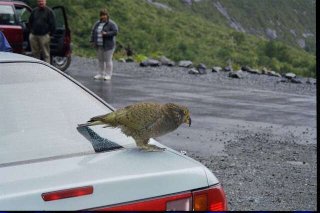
xmin=0 ymin=0 xmax=71 ymax=71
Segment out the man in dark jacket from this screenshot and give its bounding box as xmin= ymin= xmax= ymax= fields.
xmin=29 ymin=0 xmax=55 ymax=63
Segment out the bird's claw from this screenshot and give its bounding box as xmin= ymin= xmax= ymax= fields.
xmin=138 ymin=144 xmax=166 ymax=152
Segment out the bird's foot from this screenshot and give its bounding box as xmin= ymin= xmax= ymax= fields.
xmin=138 ymin=144 xmax=166 ymax=152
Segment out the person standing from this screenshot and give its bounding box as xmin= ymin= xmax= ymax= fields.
xmin=29 ymin=0 xmax=56 ymax=63
xmin=90 ymin=8 xmax=118 ymax=80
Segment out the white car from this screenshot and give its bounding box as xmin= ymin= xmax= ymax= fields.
xmin=0 ymin=52 xmax=227 ymax=211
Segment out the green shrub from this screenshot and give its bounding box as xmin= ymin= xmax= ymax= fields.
xmin=134 ymin=54 xmax=148 ymax=63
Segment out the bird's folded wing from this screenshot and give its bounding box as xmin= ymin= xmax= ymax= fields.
xmin=115 ymin=104 xmax=164 ymax=131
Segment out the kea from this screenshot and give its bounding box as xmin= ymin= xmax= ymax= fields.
xmin=78 ymin=102 xmax=191 ymax=151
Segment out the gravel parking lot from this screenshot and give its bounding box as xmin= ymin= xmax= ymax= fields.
xmin=66 ymin=56 xmax=317 ymax=211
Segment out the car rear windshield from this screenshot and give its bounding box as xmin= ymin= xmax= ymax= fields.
xmin=0 ymin=5 xmax=16 ymax=25
xmin=0 ymin=62 xmax=135 ymax=166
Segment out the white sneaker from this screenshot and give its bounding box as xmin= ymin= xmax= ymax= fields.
xmin=94 ymin=74 xmax=103 ymax=80
xmin=103 ymin=75 xmax=111 ymax=80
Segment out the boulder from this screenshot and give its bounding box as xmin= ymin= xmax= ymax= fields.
xmin=140 ymin=59 xmax=161 ymax=67
xmin=159 ymin=56 xmax=175 ymax=66
xmin=241 ymin=66 xmax=261 ymax=74
xmin=268 ymin=71 xmax=282 ymax=77
xmin=212 ymin=66 xmax=222 ymax=73
xmin=285 ymin=72 xmax=296 ymax=79
xmin=247 ymin=69 xmax=261 ymax=75
xmin=241 ymin=66 xmax=251 ymax=72
xmin=178 ymin=60 xmax=193 ymax=68
xmin=261 ymin=67 xmax=268 ymax=74
xmin=290 ymin=78 xmax=302 ymax=84
xmin=228 ymin=70 xmax=243 ymax=79
xmin=197 ymin=63 xmax=207 ymax=74
xmin=223 ymin=65 xmax=233 ymax=72
xmin=188 ymin=68 xmax=199 ymax=75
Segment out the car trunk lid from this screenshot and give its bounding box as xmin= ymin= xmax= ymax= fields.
xmin=0 ymin=146 xmax=215 ymax=210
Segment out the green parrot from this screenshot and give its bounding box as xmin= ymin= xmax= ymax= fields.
xmin=79 ymin=102 xmax=191 ymax=151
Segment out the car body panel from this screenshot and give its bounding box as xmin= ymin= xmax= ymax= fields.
xmin=0 ymin=145 xmax=215 ymax=210
xmin=0 ymin=51 xmax=38 ymax=62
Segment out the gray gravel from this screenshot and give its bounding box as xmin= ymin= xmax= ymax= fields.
xmin=66 ymin=56 xmax=317 ymax=211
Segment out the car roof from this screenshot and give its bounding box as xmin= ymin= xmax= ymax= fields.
xmin=0 ymin=0 xmax=26 ymax=5
xmin=0 ymin=0 xmax=14 ymax=5
xmin=0 ymin=52 xmax=41 ymax=63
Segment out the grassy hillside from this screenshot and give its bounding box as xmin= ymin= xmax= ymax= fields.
xmin=157 ymin=0 xmax=316 ymax=54
xmin=27 ymin=0 xmax=315 ymax=77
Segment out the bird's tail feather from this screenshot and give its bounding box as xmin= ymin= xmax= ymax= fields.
xmin=78 ymin=111 xmax=118 ymax=128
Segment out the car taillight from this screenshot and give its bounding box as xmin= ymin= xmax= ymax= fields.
xmin=93 ymin=192 xmax=192 ymax=211
xmin=42 ymin=186 xmax=93 ymax=202
xmin=166 ymin=197 xmax=192 ymax=211
xmin=92 ymin=184 xmax=227 ymax=211
xmin=193 ymin=184 xmax=227 ymax=211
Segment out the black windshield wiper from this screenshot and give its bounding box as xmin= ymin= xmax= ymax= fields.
xmin=77 ymin=126 xmax=123 ymax=152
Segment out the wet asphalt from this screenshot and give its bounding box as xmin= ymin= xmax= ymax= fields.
xmin=65 ymin=56 xmax=317 ymax=211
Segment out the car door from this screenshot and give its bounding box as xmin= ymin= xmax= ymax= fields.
xmin=0 ymin=3 xmax=24 ymax=53
xmin=51 ymin=6 xmax=71 ymax=58
xmin=13 ymin=3 xmax=32 ymax=53
xmin=50 ymin=6 xmax=71 ymax=71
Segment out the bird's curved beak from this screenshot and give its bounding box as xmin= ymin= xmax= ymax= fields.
xmin=186 ymin=117 xmax=191 ymax=127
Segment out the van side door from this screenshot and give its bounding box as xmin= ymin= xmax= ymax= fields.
xmin=51 ymin=6 xmax=71 ymax=57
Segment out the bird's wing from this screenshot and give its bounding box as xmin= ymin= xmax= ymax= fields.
xmin=115 ymin=103 xmax=165 ymax=131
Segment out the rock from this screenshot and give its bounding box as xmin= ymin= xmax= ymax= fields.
xmin=125 ymin=57 xmax=134 ymax=63
xmin=241 ymin=66 xmax=251 ymax=72
xmin=118 ymin=58 xmax=126 ymax=63
xmin=197 ymin=63 xmax=207 ymax=74
xmin=266 ymin=28 xmax=277 ymax=39
xmin=277 ymin=78 xmax=288 ymax=83
xmin=139 ymin=61 xmax=148 ymax=67
xmin=140 ymin=59 xmax=161 ymax=67
xmin=290 ymin=78 xmax=302 ymax=84
xmin=261 ymin=67 xmax=269 ymax=74
xmin=247 ymin=68 xmax=261 ymax=75
xmin=224 ymin=65 xmax=233 ymax=72
xmin=188 ymin=68 xmax=199 ymax=75
xmin=212 ymin=66 xmax=222 ymax=73
xmin=268 ymin=71 xmax=282 ymax=77
xmin=228 ymin=70 xmax=243 ymax=79
xmin=178 ymin=60 xmax=193 ymax=68
xmin=241 ymin=66 xmax=262 ymax=75
xmin=285 ymin=73 xmax=296 ymax=79
xmin=159 ymin=56 xmax=175 ymax=66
